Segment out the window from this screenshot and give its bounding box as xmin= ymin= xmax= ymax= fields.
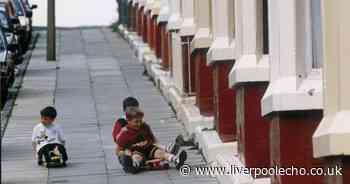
xmin=262 ymin=0 xmax=269 ymax=54
xmin=0 ymin=31 xmax=6 ymax=63
xmin=209 ymin=0 xmax=213 ymax=33
xmin=0 ymin=13 xmax=9 ymax=30
xmin=296 ymin=0 xmax=323 ymax=77
xmin=228 ymin=0 xmax=235 ymax=40
xmin=310 ymin=0 xmax=323 ymax=68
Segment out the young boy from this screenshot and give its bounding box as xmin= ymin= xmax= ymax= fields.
xmin=112 ymin=97 xmax=179 ymax=154
xmin=116 ymin=107 xmax=187 ymax=173
xmin=112 ymin=97 xmax=140 ymax=144
xmin=32 ymin=106 xmax=68 ymax=166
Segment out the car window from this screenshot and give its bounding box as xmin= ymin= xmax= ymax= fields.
xmin=0 ymin=12 xmax=9 ymax=29
xmin=12 ymin=0 xmax=24 ymax=16
xmin=0 ymin=31 xmax=6 ymax=63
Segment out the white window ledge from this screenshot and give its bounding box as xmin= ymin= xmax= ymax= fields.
xmin=151 ymin=1 xmax=161 ymax=17
xmin=190 ymin=28 xmax=212 ymax=52
xmin=207 ymin=37 xmax=236 ymax=65
xmin=144 ymin=0 xmax=154 ymax=12
xmin=167 ymin=14 xmax=182 ymax=31
xmin=157 ymin=6 xmax=169 ymax=24
xmin=179 ymin=18 xmax=196 ymax=37
xmin=313 ymin=111 xmax=350 ymax=158
xmin=138 ymin=0 xmax=147 ymax=9
xmin=229 ymin=55 xmax=270 ymax=87
xmin=132 ymin=0 xmax=138 ymax=6
xmin=261 ymin=70 xmax=323 ymax=116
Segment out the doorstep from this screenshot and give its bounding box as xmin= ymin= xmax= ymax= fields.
xmin=178 ymin=102 xmax=214 ymax=136
xmin=157 ymin=70 xmax=173 ymax=102
xmin=143 ymin=53 xmax=157 ymax=79
xmin=147 ymin=63 xmax=174 ymax=101
xmin=216 ymin=152 xmax=271 ymax=184
xmin=126 ymin=32 xmax=139 ymax=45
xmin=118 ymin=25 xmax=131 ymax=39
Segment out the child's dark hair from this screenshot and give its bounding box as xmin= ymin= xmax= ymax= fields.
xmin=123 ymin=97 xmax=139 ymax=111
xmin=40 ymin=106 xmax=57 ymax=119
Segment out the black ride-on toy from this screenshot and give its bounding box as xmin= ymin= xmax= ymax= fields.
xmin=45 ymin=146 xmax=66 ymax=168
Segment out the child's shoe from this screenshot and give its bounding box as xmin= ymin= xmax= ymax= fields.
xmin=37 ymin=160 xmax=43 ymax=166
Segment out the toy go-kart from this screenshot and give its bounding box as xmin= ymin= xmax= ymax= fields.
xmin=45 ymin=146 xmax=66 ymax=168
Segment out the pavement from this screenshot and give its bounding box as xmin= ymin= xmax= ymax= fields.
xmin=1 ymin=28 xmax=218 ymax=184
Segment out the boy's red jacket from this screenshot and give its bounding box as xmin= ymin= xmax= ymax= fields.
xmin=112 ymin=118 xmax=128 ymax=143
xmin=116 ymin=123 xmax=156 ymax=151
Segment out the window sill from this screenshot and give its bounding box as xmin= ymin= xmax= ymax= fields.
xmin=190 ymin=28 xmax=212 ymax=52
xmin=167 ymin=14 xmax=182 ymax=31
xmin=207 ymin=37 xmax=237 ymax=65
xmin=144 ymin=0 xmax=154 ymax=12
xmin=261 ymin=71 xmax=323 ymax=116
xmin=179 ymin=18 xmax=196 ymax=37
xmin=138 ymin=0 xmax=147 ymax=9
xmin=229 ymin=54 xmax=270 ymax=87
xmin=157 ymin=7 xmax=169 ymax=24
xmin=151 ymin=2 xmax=161 ymax=17
xmin=313 ymin=111 xmax=350 ymax=158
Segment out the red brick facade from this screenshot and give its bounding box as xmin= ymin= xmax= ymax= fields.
xmin=142 ymin=9 xmax=148 ymax=43
xmin=323 ymin=157 xmax=350 ymax=184
xmin=236 ymin=83 xmax=270 ymax=174
xmin=212 ymin=61 xmax=236 ymax=142
xmin=153 ymin=17 xmax=161 ymax=59
xmin=160 ymin=23 xmax=169 ymax=70
xmin=269 ymin=111 xmax=324 ymax=184
xmin=193 ymin=49 xmax=214 ymax=116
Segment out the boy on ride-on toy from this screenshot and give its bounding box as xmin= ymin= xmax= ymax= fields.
xmin=115 ymin=106 xmax=187 ymax=174
xmin=32 ymin=106 xmax=68 ymax=167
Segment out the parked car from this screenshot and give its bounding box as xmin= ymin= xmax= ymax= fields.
xmin=9 ymin=0 xmax=32 ymax=52
xmin=0 ymin=27 xmax=16 ymax=109
xmin=0 ymin=3 xmax=23 ymax=64
xmin=18 ymin=0 xmax=37 ymax=42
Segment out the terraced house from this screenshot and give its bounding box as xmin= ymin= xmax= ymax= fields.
xmin=116 ymin=0 xmax=350 ymax=183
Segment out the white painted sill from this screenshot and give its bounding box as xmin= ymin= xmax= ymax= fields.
xmin=138 ymin=0 xmax=147 ymax=9
xmin=207 ymin=37 xmax=236 ymax=65
xmin=167 ymin=14 xmax=182 ymax=31
xmin=190 ymin=28 xmax=212 ymax=52
xmin=144 ymin=0 xmax=154 ymax=12
xmin=179 ymin=18 xmax=196 ymax=37
xmin=313 ymin=110 xmax=350 ymax=158
xmin=151 ymin=3 xmax=161 ymax=17
xmin=157 ymin=6 xmax=169 ymax=24
xmin=261 ymin=69 xmax=323 ymax=116
xmin=229 ymin=54 xmax=270 ymax=87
